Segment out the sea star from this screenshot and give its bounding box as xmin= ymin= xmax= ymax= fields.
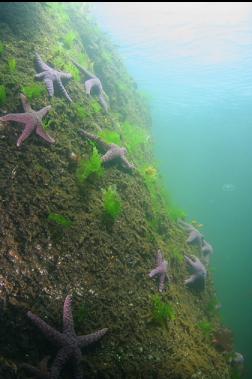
xmin=72 ymin=59 xmax=109 ymax=112
xmin=178 ymin=219 xmax=204 ymax=246
xmin=27 ymin=295 xmax=108 ymax=379
xmin=201 ymin=239 xmax=213 ymax=265
xmin=184 ymin=254 xmax=207 ymax=286
xmin=0 ymin=93 xmax=54 ymax=147
xmin=149 ymin=249 xmax=170 ymax=292
xmin=80 ymin=129 xmax=135 ymax=170
xmin=35 ymin=52 xmax=72 ymax=102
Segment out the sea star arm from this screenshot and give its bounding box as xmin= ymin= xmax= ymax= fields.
xmin=20 ymin=93 xmax=33 ymax=112
xmin=159 ymin=272 xmax=166 ymax=292
xmin=80 ymin=129 xmax=111 ymax=151
xmin=72 ymin=350 xmax=83 ymax=379
xmin=27 ymin=311 xmax=66 ymax=347
xmin=50 ymin=348 xmax=70 ymax=379
xmin=185 ymin=274 xmax=198 ymax=285
xmin=77 ymin=328 xmax=108 ymax=348
xmin=120 ymin=154 xmax=135 ymax=169
xmin=17 ymin=122 xmax=35 ymax=147
xmin=71 ymin=59 xmax=95 ymax=78
xmin=98 ymin=93 xmax=109 ymax=112
xmin=84 ymin=77 xmax=103 ymax=96
xmin=149 ymin=266 xmax=162 ymax=278
xmin=63 ymin=295 xmax=75 ymax=335
xmin=44 ymin=78 xmax=54 ymax=97
xmin=101 ymin=148 xmax=118 ymax=163
xmin=178 ymin=219 xmax=194 ymax=231
xmin=156 ymin=250 xmax=163 ymax=266
xmin=186 ymin=230 xmax=203 ymax=245
xmin=59 ymin=72 xmax=72 ymax=80
xmin=36 ymin=125 xmax=55 ymax=144
xmin=37 ymin=106 xmax=51 ymax=119
xmin=0 ymin=113 xmax=34 ymax=124
xmin=57 ymin=78 xmax=72 ymax=102
xmin=84 ymin=78 xmax=96 ymax=95
xmin=35 ymin=52 xmax=52 ymax=72
xmin=35 ymin=72 xmax=46 ymax=79
xmin=184 ymin=255 xmax=199 ymax=270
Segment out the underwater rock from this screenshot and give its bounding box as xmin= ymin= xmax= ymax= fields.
xmin=184 ymin=254 xmax=207 ymax=286
xmin=80 ymin=129 xmax=135 ymax=170
xmin=35 ymin=52 xmax=72 ymax=102
xmin=149 ymin=249 xmax=170 ymax=292
xmin=72 ymin=59 xmax=109 ymax=112
xmin=0 ymin=93 xmax=54 ymax=147
xmin=26 ymin=295 xmax=108 ymax=379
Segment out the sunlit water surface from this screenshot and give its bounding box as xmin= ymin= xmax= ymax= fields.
xmin=92 ymin=3 xmax=252 ymax=377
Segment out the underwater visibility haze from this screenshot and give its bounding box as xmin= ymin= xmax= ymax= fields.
xmin=0 ymin=2 xmax=251 ymax=378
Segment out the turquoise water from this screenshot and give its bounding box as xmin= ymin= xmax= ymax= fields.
xmin=92 ymin=3 xmax=252 ymax=377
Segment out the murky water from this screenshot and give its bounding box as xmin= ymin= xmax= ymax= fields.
xmin=92 ymin=3 xmax=252 ymax=377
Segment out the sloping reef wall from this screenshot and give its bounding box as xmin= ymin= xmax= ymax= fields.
xmin=0 ymin=3 xmax=233 ymax=379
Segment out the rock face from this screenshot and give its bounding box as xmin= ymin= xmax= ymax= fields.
xmin=0 ymin=3 xmax=231 ymax=379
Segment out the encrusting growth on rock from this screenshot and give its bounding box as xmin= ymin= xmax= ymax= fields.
xmin=149 ymin=249 xmax=170 ymax=292
xmin=26 ymin=295 xmax=108 ymax=379
xmin=80 ymin=129 xmax=135 ymax=170
xmin=72 ymin=59 xmax=109 ymax=112
xmin=0 ymin=93 xmax=54 ymax=147
xmin=35 ymin=52 xmax=73 ymax=102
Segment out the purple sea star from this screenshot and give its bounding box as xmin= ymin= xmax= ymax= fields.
xmin=201 ymin=239 xmax=213 ymax=265
xmin=0 ymin=93 xmax=54 ymax=147
xmin=178 ymin=219 xmax=204 ymax=247
xmin=35 ymin=52 xmax=72 ymax=102
xmin=27 ymin=295 xmax=108 ymax=379
xmin=184 ymin=254 xmax=207 ymax=286
xmin=80 ymin=129 xmax=135 ymax=170
xmin=149 ymin=249 xmax=170 ymax=292
xmin=72 ymin=59 xmax=109 ymax=112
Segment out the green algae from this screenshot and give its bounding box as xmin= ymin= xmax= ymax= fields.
xmin=63 ymin=31 xmax=77 ymax=49
xmin=47 ymin=213 xmax=73 ymax=227
xmin=0 ymin=85 xmax=6 ymax=106
xmin=151 ymin=294 xmax=176 ymax=328
xmin=8 ymin=58 xmax=16 ymax=73
xmin=102 ymin=185 xmax=122 ymax=220
xmin=98 ymin=130 xmax=121 ymax=145
xmin=0 ymin=41 xmax=4 ymax=55
xmin=21 ymin=84 xmax=45 ymax=100
xmin=76 ymin=146 xmax=104 ymax=183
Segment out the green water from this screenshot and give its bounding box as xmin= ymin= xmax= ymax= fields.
xmin=93 ymin=3 xmax=252 ymax=377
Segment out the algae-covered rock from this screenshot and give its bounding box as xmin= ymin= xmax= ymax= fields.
xmin=0 ymin=3 xmax=232 ymax=378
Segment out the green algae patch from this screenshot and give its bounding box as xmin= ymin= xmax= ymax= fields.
xmin=21 ymin=84 xmax=45 ymax=100
xmin=98 ymin=130 xmax=121 ymax=145
xmin=47 ymin=213 xmax=73 ymax=228
xmin=102 ymin=185 xmax=122 ymax=220
xmin=0 ymin=41 xmax=4 ymax=55
xmin=76 ymin=146 xmax=104 ymax=183
xmin=8 ymin=58 xmax=16 ymax=73
xmin=151 ymin=294 xmax=176 ymax=328
xmin=0 ymin=85 xmax=6 ymax=105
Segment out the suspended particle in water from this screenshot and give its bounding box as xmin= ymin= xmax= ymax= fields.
xmin=222 ymin=184 xmax=235 ymax=192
